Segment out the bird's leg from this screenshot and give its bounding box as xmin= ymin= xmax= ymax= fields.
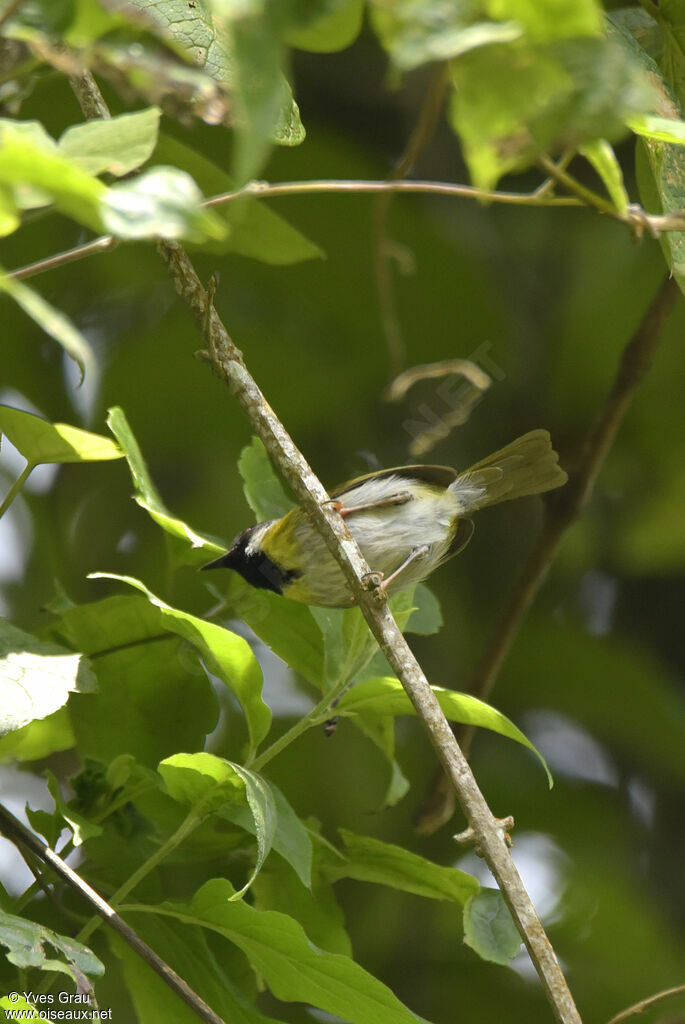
xmin=378 ymin=544 xmax=430 ymax=590
xmin=326 ymin=491 xmax=413 ymax=517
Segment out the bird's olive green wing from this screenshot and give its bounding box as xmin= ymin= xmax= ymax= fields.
xmin=331 ymin=464 xmax=458 ymax=497
xmin=443 ymin=517 xmax=474 ymax=562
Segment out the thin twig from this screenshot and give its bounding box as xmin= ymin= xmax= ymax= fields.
xmin=8 ymin=172 xmax=685 ymax=284
xmin=0 ymin=0 xmax=26 ymax=29
xmin=206 ymin=177 xmax=584 ymax=208
xmin=373 ymin=65 xmax=449 ymax=376
xmin=9 ymin=236 xmax=119 ymax=281
xmin=417 ymin=274 xmax=680 ymax=833
xmin=606 ymin=983 xmax=685 ymax=1024
xmin=0 ymin=805 xmax=228 ymax=1024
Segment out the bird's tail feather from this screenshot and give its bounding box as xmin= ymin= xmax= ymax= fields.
xmin=449 ymin=429 xmax=567 ymax=512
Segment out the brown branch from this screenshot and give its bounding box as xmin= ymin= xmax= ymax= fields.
xmin=373 ymin=65 xmax=449 ymax=377
xmin=0 ymin=804 xmax=228 ymax=1024
xmin=0 ymin=0 xmax=27 ymax=28
xmin=9 ymin=171 xmax=685 ymax=285
xmin=157 ymin=238 xmax=583 ymax=1024
xmin=417 ymin=273 xmax=680 ymax=834
xmin=606 ymin=983 xmax=685 ymax=1024
xmin=65 ymin=68 xmax=587 ymax=1024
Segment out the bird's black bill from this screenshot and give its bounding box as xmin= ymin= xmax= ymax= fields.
xmin=201 ymin=553 xmax=231 ymax=571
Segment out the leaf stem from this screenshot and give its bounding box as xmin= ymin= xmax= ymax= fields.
xmin=0 ymin=462 xmax=33 ymax=520
xmin=249 ymin=684 xmax=348 ymax=772
xmin=76 ymin=808 xmax=201 ymax=945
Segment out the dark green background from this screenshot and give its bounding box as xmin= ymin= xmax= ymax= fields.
xmin=2 ymin=27 xmax=685 ymax=1024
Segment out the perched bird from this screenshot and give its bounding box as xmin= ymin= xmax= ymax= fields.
xmin=203 ymin=430 xmax=567 ymax=608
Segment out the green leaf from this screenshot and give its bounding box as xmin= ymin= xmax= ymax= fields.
xmin=0 ymin=276 xmax=97 ymax=385
xmin=56 ymin=595 xmax=219 ymax=767
xmin=579 ymin=139 xmax=630 ymax=214
xmin=448 ymin=34 xmax=654 ymax=188
xmin=27 ymin=770 xmax=103 ymax=848
xmin=226 ymin=10 xmax=303 ymax=183
xmin=370 ymin=3 xmax=522 ymax=71
xmin=159 ymin=752 xmax=246 ymax=811
xmin=143 ymin=878 xmax=430 ymax=1024
xmin=221 ymin=781 xmax=312 ymax=889
xmin=238 ymin=436 xmax=294 ymax=520
xmin=286 ymin=0 xmax=364 ymax=53
xmin=0 ymin=184 xmax=19 ymax=236
xmin=330 ymin=830 xmax=479 ymax=905
xmin=109 ymin=915 xmax=290 ymax=1024
xmin=102 ymin=166 xmax=227 ymax=242
xmin=0 ymin=123 xmax=104 ymax=227
xmin=1 ymin=996 xmax=50 ymax=1022
xmin=0 ymin=910 xmax=104 ymax=986
xmin=483 ymin=0 xmax=602 ymax=40
xmin=153 ymin=134 xmax=322 ymax=264
xmin=253 ymin=858 xmax=352 ymax=956
xmin=106 ymin=406 xmax=218 ymax=555
xmin=129 ymin=0 xmax=304 ymax=157
xmin=0 ymin=619 xmax=97 ymax=737
xmin=609 ymin=14 xmax=685 ymax=290
xmin=0 ymin=709 xmax=74 ymax=764
xmin=628 ymin=112 xmax=685 ymax=144
xmin=337 ymin=676 xmax=552 ymax=785
xmin=161 ymin=753 xmax=275 ymax=899
xmin=58 ymin=107 xmax=161 ymax=176
xmin=225 ymin=582 xmax=325 ymax=689
xmin=463 ymin=888 xmax=522 ymax=965
xmin=0 ymin=405 xmax=122 ymax=466
xmin=89 ymin=574 xmax=271 ymax=753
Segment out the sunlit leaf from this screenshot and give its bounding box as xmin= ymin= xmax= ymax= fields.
xmin=337 ymin=677 xmax=552 ymax=785
xmin=0 ymin=619 xmax=97 ymax=737
xmin=58 ymin=107 xmax=161 ymax=176
xmin=0 ymin=405 xmax=122 ymax=465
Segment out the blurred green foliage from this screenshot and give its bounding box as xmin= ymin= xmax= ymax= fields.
xmin=1 ymin=1 xmax=685 ymax=1023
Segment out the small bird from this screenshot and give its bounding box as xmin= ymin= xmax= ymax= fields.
xmin=203 ymin=430 xmax=567 ymax=608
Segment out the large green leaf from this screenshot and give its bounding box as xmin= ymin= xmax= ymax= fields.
xmin=109 ymin=915 xmax=289 ymax=1024
xmin=328 ymin=829 xmax=479 ymax=905
xmin=90 ymin=575 xmax=271 ymax=753
xmin=55 ymin=595 xmax=219 ymax=767
xmin=449 ymin=33 xmax=653 ymax=188
xmin=0 ymin=405 xmax=122 ymax=466
xmin=139 ymin=878 xmax=430 ymax=1024
xmin=0 ymin=619 xmax=97 ymax=737
xmin=337 ymin=676 xmax=552 ymax=784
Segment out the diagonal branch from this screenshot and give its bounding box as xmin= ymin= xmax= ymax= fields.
xmin=0 ymin=804 xmax=228 ymax=1024
xmin=70 ymin=68 xmax=584 ymax=1024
